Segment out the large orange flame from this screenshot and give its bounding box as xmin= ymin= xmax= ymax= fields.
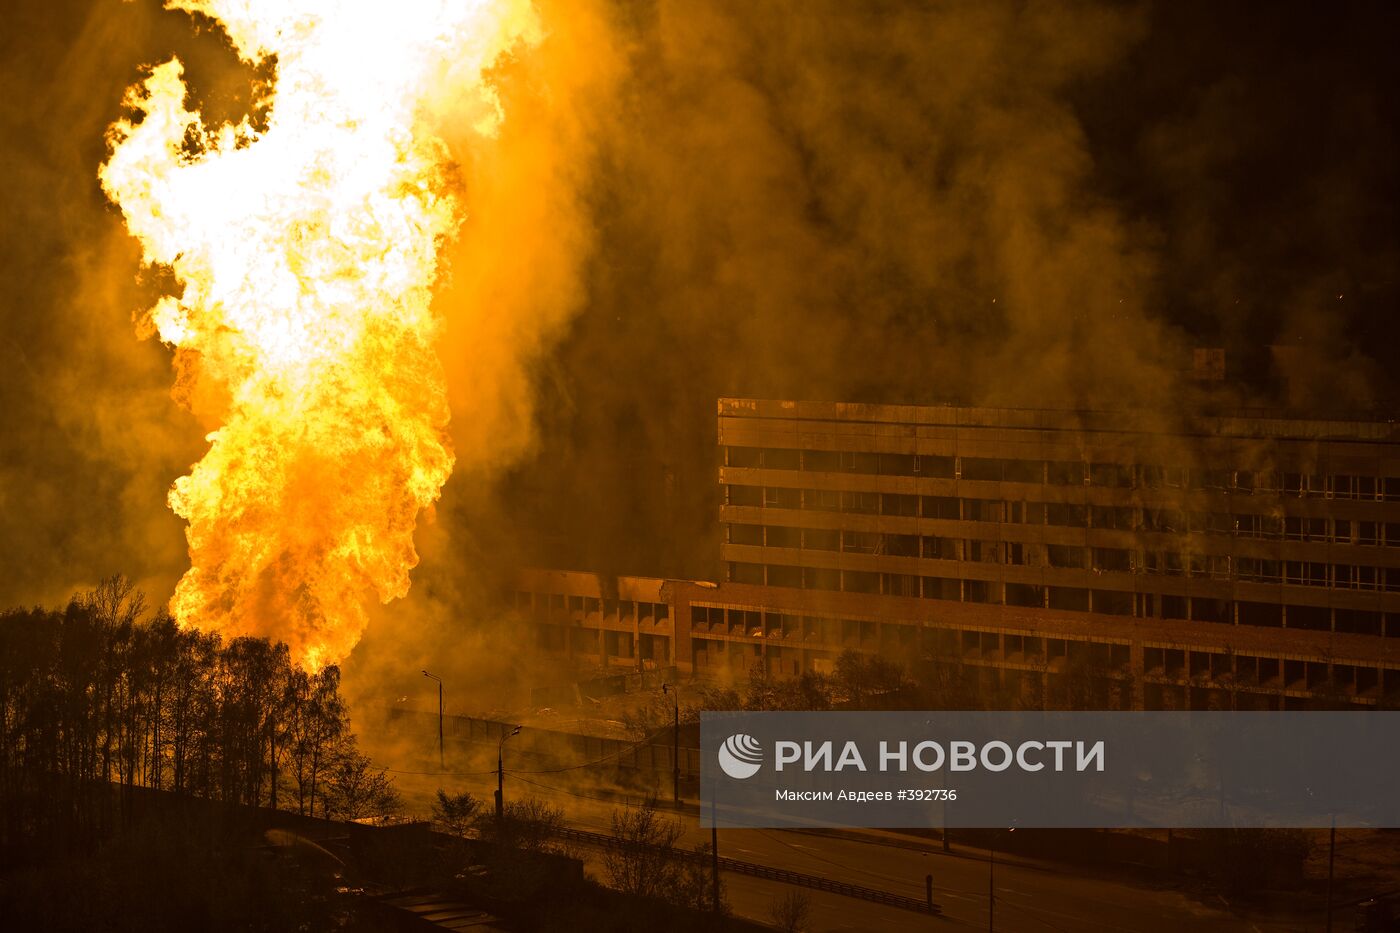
xmin=100 ymin=0 xmax=539 ymax=670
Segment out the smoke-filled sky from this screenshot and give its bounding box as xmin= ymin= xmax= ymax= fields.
xmin=502 ymin=0 xmax=1400 ymax=582
xmin=2 ymin=0 xmax=1397 ymax=648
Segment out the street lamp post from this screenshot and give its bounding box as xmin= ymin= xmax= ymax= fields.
xmin=496 ymin=724 xmax=522 ymax=824
xmin=1326 ymin=815 xmax=1336 ymax=932
xmin=662 ymin=683 xmax=680 ymax=805
xmin=989 ymin=824 xmax=1015 ymax=932
xmin=988 ymin=835 xmax=995 ymax=933
xmin=422 ymin=670 xmax=443 ymax=770
xmin=709 ymin=776 xmax=720 ymax=913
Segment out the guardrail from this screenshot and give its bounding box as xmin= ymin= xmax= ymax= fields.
xmin=553 ymin=826 xmax=939 ymax=915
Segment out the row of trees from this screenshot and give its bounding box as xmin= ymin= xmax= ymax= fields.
xmin=0 ymin=577 xmax=397 ymax=862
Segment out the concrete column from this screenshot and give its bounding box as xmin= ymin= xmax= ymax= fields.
xmin=1129 ymin=641 xmax=1145 ymax=710
xmin=663 ymin=582 xmax=691 ymax=672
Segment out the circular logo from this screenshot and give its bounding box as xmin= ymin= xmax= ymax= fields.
xmin=718 ymin=733 xmax=763 ymax=779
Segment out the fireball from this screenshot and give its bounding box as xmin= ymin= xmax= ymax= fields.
xmin=99 ymin=0 xmax=539 ymax=669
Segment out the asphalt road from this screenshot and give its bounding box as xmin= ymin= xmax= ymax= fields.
xmin=377 ymin=752 xmax=1308 ymax=932
xmin=715 ymin=828 xmax=1239 ymax=932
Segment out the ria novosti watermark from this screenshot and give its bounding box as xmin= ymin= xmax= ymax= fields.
xmin=717 ymin=733 xmax=764 ymax=779
xmin=761 ymin=736 xmax=1105 ymax=775
xmin=701 ymin=711 xmax=1400 ymax=829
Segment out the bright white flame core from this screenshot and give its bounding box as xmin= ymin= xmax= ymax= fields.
xmin=100 ymin=0 xmax=540 ymax=670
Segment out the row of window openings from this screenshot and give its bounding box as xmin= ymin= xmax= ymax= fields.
xmin=691 ymin=617 xmax=1114 ymax=662
xmin=687 ymin=617 xmax=1132 ymax=674
xmin=692 ymin=607 xmax=884 ymax=643
xmin=920 ymin=630 xmax=1393 ymax=696
xmin=536 ymin=621 xmax=1400 ymax=700
xmin=516 ymin=592 xmax=670 ymax=622
xmin=534 ymin=622 xmax=1397 ymax=699
xmin=689 ymin=636 xmax=1400 ymax=702
xmin=727 ymin=524 xmax=1400 ymax=590
xmin=534 ymin=627 xmax=671 ymax=661
xmin=690 ymin=614 xmax=1127 ymax=673
xmin=725 ymin=486 xmax=1400 ymax=545
xmin=690 ymin=611 xmax=1136 ymax=668
xmin=726 ymin=562 xmax=1396 ymax=635
xmin=538 ymin=615 xmax=1400 ymax=683
xmin=691 ymin=625 xmax=1398 ymax=697
xmin=725 ymin=447 xmax=1400 ymax=500
xmin=1139 ymin=651 xmax=1392 ymax=695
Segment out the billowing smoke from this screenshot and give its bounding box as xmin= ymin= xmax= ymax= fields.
xmin=1 ymin=0 xmax=1397 ymax=703
xmin=486 ymin=0 xmax=1400 ymax=584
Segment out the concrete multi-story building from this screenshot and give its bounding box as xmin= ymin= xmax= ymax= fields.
xmin=518 ymin=398 xmax=1400 ymax=710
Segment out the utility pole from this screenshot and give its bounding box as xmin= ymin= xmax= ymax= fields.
xmin=1326 ymin=816 xmax=1336 ymax=933
xmin=710 ymin=783 xmax=721 ymax=913
xmin=711 ymin=825 xmax=720 ymax=912
xmin=662 ymin=683 xmax=679 ymax=805
xmin=496 ymin=724 xmax=522 ymax=824
xmin=988 ymin=836 xmax=995 ymax=933
xmin=989 ymin=825 xmax=1014 ymax=932
xmin=422 ymin=670 xmax=443 ymax=770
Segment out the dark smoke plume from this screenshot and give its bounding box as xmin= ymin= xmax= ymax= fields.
xmin=2 ymin=0 xmax=1397 ymax=707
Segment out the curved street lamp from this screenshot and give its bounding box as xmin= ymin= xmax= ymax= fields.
xmin=989 ymin=822 xmax=1016 ymax=932
xmin=496 ymin=724 xmax=522 ymax=823
xmin=422 ymin=670 xmax=443 ymax=770
xmin=661 ymin=683 xmax=680 ymax=805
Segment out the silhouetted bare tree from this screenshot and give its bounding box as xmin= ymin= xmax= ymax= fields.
xmin=0 ymin=576 xmax=397 ymax=864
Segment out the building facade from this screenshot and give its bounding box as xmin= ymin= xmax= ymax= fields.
xmin=518 ymin=398 xmax=1400 ymax=710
